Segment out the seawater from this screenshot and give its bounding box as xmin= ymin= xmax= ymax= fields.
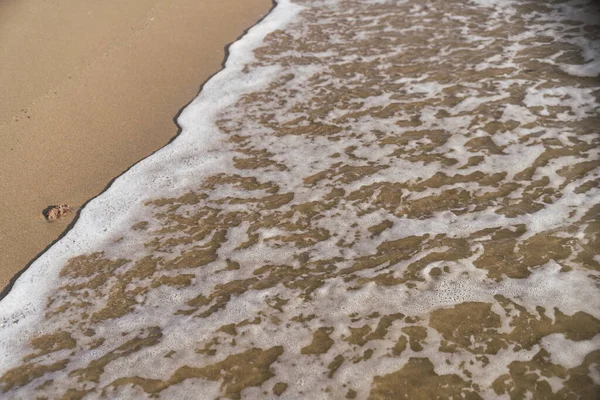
xmin=1 ymin=0 xmax=599 ymax=398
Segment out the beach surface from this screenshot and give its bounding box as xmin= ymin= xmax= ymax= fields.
xmin=0 ymin=0 xmax=599 ymax=398
xmin=0 ymin=0 xmax=271 ymax=291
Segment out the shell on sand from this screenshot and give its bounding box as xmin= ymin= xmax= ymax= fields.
xmin=44 ymin=204 xmax=73 ymax=221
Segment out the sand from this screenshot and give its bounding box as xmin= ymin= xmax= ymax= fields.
xmin=0 ymin=0 xmax=272 ymax=292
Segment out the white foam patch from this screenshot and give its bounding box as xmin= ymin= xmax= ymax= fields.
xmin=542 ymin=334 xmax=600 ymax=369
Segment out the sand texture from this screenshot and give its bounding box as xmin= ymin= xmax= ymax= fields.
xmin=0 ymin=0 xmax=272 ymax=291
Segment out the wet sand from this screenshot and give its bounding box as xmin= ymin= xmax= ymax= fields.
xmin=0 ymin=0 xmax=272 ymax=291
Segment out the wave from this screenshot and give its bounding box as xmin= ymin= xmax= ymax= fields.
xmin=1 ymin=0 xmax=599 ymax=398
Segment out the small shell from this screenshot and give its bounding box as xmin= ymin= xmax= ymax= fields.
xmin=44 ymin=204 xmax=73 ymax=221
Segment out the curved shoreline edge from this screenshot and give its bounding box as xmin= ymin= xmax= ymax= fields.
xmin=0 ymin=0 xmax=301 ymax=361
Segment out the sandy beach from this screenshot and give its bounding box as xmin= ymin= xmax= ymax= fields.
xmin=0 ymin=0 xmax=599 ymax=397
xmin=0 ymin=0 xmax=271 ymax=292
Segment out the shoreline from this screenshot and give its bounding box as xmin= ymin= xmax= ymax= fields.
xmin=0 ymin=0 xmax=272 ymax=292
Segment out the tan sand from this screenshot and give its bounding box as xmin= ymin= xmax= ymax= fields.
xmin=0 ymin=0 xmax=272 ymax=292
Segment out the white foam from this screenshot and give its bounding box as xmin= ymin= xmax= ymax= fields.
xmin=542 ymin=334 xmax=600 ymax=369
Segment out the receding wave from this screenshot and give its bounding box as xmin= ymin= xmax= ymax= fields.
xmin=1 ymin=0 xmax=599 ymax=398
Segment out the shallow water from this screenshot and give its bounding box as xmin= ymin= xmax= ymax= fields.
xmin=1 ymin=0 xmax=599 ymax=398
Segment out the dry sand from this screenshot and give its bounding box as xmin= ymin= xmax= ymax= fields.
xmin=0 ymin=0 xmax=271 ymax=292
